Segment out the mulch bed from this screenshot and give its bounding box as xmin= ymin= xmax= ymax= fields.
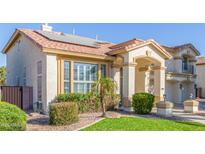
xmin=26 ymin=112 xmax=102 ymax=131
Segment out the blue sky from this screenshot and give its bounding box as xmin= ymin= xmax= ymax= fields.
xmin=1 ymin=23 xmax=205 ymax=67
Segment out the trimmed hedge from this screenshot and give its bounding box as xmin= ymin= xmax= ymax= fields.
xmin=56 ymin=93 xmax=101 ymax=113
xmin=49 ymin=102 xmax=79 ymax=125
xmin=0 ymin=102 xmax=27 ymax=131
xmin=132 ymin=93 xmax=155 ymax=114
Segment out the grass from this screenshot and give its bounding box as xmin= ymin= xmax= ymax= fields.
xmin=81 ymin=117 xmax=205 ymax=131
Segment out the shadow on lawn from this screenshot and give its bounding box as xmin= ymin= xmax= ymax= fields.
xmin=174 ymin=120 xmax=205 ymax=128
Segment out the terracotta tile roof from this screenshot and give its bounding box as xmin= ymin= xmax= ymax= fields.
xmin=109 ymin=38 xmax=143 ymax=50
xmin=17 ymin=28 xmax=115 ymax=56
xmin=162 ymin=43 xmax=200 ymax=55
xmin=196 ymin=57 xmax=205 ymax=65
xmin=4 ymin=28 xmax=200 ymax=58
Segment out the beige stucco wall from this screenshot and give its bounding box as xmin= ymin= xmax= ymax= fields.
xmin=46 ymin=54 xmax=58 ymax=111
xmin=196 ymin=64 xmax=205 ymax=97
xmin=6 ymin=35 xmax=47 ymax=111
xmin=166 ymin=80 xmax=195 ymax=104
xmin=112 ymin=67 xmax=121 ymax=94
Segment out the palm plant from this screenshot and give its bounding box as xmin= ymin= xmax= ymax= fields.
xmin=91 ymin=77 xmax=118 ymax=117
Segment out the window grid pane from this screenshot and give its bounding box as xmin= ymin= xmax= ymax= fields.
xmin=37 ymin=76 xmax=42 ymax=101
xmin=64 ymin=61 xmax=70 ymax=93
xmin=74 ymin=62 xmax=98 ymax=93
xmin=101 ymin=64 xmax=106 ymax=77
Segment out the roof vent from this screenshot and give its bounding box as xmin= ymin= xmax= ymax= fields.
xmin=41 ymin=23 xmax=52 ymax=32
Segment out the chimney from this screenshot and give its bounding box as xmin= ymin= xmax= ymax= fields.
xmin=41 ymin=23 xmax=52 ymax=32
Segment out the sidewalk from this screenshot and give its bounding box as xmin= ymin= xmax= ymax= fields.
xmin=151 ymin=106 xmax=205 ymax=125
xmin=172 ymin=108 xmax=205 ymax=124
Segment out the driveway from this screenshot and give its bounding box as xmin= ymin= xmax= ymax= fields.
xmin=171 ymin=108 xmax=205 ymax=124
xmin=152 ymin=101 xmax=205 ymax=125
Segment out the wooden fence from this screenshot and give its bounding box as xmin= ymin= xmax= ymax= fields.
xmin=0 ymin=86 xmax=33 ymax=110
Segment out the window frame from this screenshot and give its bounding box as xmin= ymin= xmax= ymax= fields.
xmin=61 ymin=59 xmax=108 ymax=94
xmin=64 ymin=61 xmax=71 ymax=93
xmin=37 ymin=60 xmax=42 ymax=102
xmin=73 ymin=62 xmax=98 ymax=94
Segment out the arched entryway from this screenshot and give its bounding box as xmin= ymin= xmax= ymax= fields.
xmin=111 ymin=39 xmax=172 ymax=111
xmin=119 ymin=55 xmax=166 ymax=109
xmin=135 ymin=57 xmax=163 ymax=102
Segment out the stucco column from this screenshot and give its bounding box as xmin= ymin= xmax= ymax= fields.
xmin=112 ymin=67 xmax=121 ymax=94
xmin=136 ymin=66 xmax=149 ymax=93
xmin=122 ymin=64 xmax=136 ymax=107
xmin=154 ymin=67 xmax=165 ymax=102
xmin=174 ymin=57 xmax=182 ymax=73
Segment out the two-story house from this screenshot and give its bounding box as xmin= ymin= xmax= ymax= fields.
xmin=163 ymin=44 xmax=200 ymax=104
xmin=2 ymin=24 xmax=200 ymax=112
xmin=196 ymin=57 xmax=205 ymax=98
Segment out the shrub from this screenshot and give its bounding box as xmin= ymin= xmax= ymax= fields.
xmin=104 ymin=94 xmax=120 ymax=110
xmin=0 ymin=102 xmax=27 ymax=131
xmin=91 ymin=77 xmax=118 ymax=116
xmin=49 ymin=102 xmax=79 ymax=125
xmin=56 ymin=93 xmax=101 ymax=113
xmin=132 ymin=93 xmax=155 ymax=114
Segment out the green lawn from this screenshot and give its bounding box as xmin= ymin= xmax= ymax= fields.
xmin=81 ymin=117 xmax=205 ymax=131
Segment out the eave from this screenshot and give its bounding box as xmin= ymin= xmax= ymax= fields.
xmin=2 ymin=29 xmax=20 ymax=53
xmin=42 ymin=47 xmax=115 ymax=61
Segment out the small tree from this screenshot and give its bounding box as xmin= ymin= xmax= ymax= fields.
xmin=0 ymin=66 xmax=6 ymax=86
xmin=91 ymin=77 xmax=118 ymax=117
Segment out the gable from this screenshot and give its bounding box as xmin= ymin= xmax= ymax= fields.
xmin=125 ymin=44 xmax=166 ymax=64
xmin=178 ymin=46 xmax=200 ymax=57
xmin=2 ymin=30 xmax=42 ymax=54
xmin=111 ymin=40 xmax=172 ymax=61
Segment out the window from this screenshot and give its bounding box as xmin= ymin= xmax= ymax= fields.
xmin=182 ymin=57 xmax=188 ymax=71
xmin=74 ymin=62 xmax=98 ymax=93
xmin=37 ymin=61 xmax=42 ymax=101
xmin=37 ymin=61 xmax=42 ymax=74
xmin=101 ymin=64 xmax=106 ymax=77
xmin=37 ymin=76 xmax=42 ymax=101
xmin=64 ymin=61 xmax=70 ymax=93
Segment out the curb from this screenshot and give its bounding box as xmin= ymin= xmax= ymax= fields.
xmin=75 ymin=118 xmax=105 ymax=131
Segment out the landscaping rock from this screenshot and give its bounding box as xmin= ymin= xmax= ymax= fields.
xmin=105 ymin=111 xmax=121 ymax=118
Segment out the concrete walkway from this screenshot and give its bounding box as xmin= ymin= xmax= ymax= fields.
xmin=151 ymin=103 xmax=205 ymax=124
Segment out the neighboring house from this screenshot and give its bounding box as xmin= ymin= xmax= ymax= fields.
xmin=2 ymin=24 xmax=200 ymax=112
xmin=163 ymin=45 xmax=200 ymax=104
xmin=196 ymin=57 xmax=205 ymax=98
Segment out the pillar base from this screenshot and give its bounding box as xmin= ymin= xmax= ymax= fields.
xmin=154 ymin=96 xmax=164 ymax=103
xmin=184 ymin=100 xmax=199 ymax=113
xmin=156 ymin=101 xmax=173 ymax=117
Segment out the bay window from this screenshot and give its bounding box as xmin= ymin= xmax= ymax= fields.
xmin=63 ymin=60 xmax=107 ymax=94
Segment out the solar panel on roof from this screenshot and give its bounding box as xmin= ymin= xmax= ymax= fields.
xmin=35 ymin=30 xmax=105 ymax=48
